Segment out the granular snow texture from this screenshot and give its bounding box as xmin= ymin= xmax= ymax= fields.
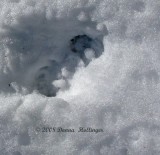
xmin=0 ymin=0 xmax=160 ymax=155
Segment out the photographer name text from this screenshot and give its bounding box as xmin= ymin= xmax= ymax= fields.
xmin=35 ymin=127 xmax=104 ymax=134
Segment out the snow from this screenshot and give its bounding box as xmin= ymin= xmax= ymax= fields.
xmin=0 ymin=0 xmax=160 ymax=154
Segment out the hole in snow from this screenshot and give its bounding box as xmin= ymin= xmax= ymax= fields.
xmin=34 ymin=34 xmax=105 ymax=97
xmin=1 ymin=12 xmax=107 ymax=97
xmin=70 ymin=34 xmax=104 ymax=62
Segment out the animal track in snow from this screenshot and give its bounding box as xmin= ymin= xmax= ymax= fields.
xmin=0 ymin=9 xmax=107 ymax=97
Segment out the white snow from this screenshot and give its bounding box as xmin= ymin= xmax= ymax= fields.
xmin=0 ymin=0 xmax=160 ymax=154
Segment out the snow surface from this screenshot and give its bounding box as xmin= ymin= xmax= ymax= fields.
xmin=0 ymin=0 xmax=160 ymax=154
